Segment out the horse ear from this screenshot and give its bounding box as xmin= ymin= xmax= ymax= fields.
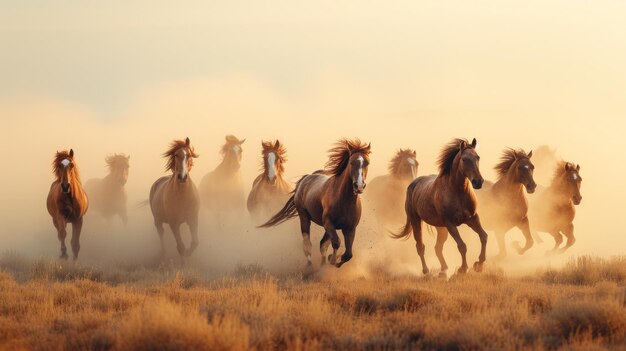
xmin=366 ymin=142 xmax=371 ymax=152
xmin=185 ymin=137 xmax=190 ymax=146
xmin=528 ymin=150 xmax=533 ymax=159
xmin=69 ymin=149 xmax=74 ymax=158
xmin=471 ymin=138 xmax=477 ymax=148
xmin=239 ymin=138 xmax=246 ymax=145
xmin=576 ymin=164 xmax=580 ymax=171
xmin=412 ymin=150 xmax=417 ymax=156
xmin=565 ymin=162 xmax=572 ymax=171
xmin=274 ymin=140 xmax=280 ymax=149
xmin=459 ymin=140 xmax=466 ymax=150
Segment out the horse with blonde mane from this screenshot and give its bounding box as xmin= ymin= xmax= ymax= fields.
xmin=199 ymin=135 xmax=246 ymax=229
xmin=149 ymin=138 xmax=200 ymax=257
xmin=261 ymin=139 xmax=371 ymax=268
xmin=46 ymin=149 xmax=89 ymax=260
xmin=529 ymin=161 xmax=582 ymax=254
xmin=247 ymin=140 xmax=292 ymax=224
xmin=85 ymin=154 xmax=130 ymax=225
xmin=365 ymin=149 xmax=418 ymax=226
xmin=391 ymin=138 xmax=488 ymax=276
xmin=475 ymin=148 xmax=537 ymax=258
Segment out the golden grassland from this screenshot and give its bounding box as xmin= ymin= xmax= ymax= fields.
xmin=0 ymin=254 xmax=624 ymax=351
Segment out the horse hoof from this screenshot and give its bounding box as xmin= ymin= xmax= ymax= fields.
xmin=438 ymin=271 xmax=447 ymax=279
xmin=473 ymin=262 xmax=483 ymax=272
xmin=457 ymin=266 xmax=468 ymax=274
xmin=423 ymin=268 xmax=430 ymax=275
xmin=60 ymin=254 xmax=68 ymax=260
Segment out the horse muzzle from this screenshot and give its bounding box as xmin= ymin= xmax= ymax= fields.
xmin=61 ymin=183 xmax=70 ymax=193
xmin=526 ymin=182 xmax=537 ymax=194
xmin=471 ymin=178 xmax=483 ymax=190
xmin=573 ymin=195 xmax=582 ymax=205
xmin=178 ymin=175 xmax=188 ymax=183
xmin=353 ymin=181 xmax=366 ymax=195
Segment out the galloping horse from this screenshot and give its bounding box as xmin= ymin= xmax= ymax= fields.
xmin=391 ymin=138 xmax=488 ymax=276
xmin=149 ymin=138 xmax=200 ymax=257
xmin=199 ymin=135 xmax=246 ymax=228
xmin=260 ymin=139 xmax=371 ymax=268
xmin=85 ymin=154 xmax=130 ymax=224
xmin=529 ymin=161 xmax=582 ymax=254
xmin=475 ymin=148 xmax=537 ymax=258
xmin=365 ymin=149 xmax=418 ymax=225
xmin=247 ymin=140 xmax=292 ymax=224
xmin=46 ymin=149 xmax=89 ymax=260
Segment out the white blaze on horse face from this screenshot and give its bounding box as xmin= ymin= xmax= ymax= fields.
xmin=180 ymin=151 xmax=187 ymax=179
xmin=61 ymin=159 xmax=70 ymax=168
xmin=233 ymin=145 xmax=241 ymax=156
xmin=356 ymin=156 xmax=365 ymax=191
xmin=407 ymin=158 xmax=417 ymax=179
xmin=267 ymin=152 xmax=276 ymax=181
xmin=572 ymin=173 xmax=578 ymax=181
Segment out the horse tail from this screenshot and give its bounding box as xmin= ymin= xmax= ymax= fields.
xmin=389 ymin=214 xmax=413 ymax=240
xmin=259 ymin=175 xmax=307 ymax=228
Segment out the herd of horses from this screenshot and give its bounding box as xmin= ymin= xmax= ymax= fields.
xmin=46 ymin=136 xmax=582 ymax=275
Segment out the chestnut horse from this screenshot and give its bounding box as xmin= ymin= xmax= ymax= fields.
xmin=475 ymin=148 xmax=537 ymax=258
xmin=260 ymin=139 xmax=371 ymax=268
xmin=529 ymin=161 xmax=582 ymax=254
xmin=85 ymin=154 xmax=130 ymax=225
xmin=247 ymin=140 xmax=292 ymax=224
xmin=46 ymin=149 xmax=89 ymax=260
xmin=391 ymin=138 xmax=488 ymax=276
xmin=365 ymin=149 xmax=418 ymax=225
xmin=149 ymin=138 xmax=200 ymax=257
xmin=199 ymin=135 xmax=246 ymax=228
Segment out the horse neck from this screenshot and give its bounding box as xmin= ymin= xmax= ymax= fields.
xmin=547 ymin=178 xmax=572 ymax=204
xmin=392 ymin=168 xmax=412 ymax=181
xmin=218 ymin=155 xmax=240 ymax=174
xmin=444 ymin=158 xmax=470 ymax=191
xmin=104 ymin=170 xmax=124 ymax=187
xmin=333 ymin=166 xmax=357 ymax=201
xmin=493 ymin=169 xmax=523 ymax=194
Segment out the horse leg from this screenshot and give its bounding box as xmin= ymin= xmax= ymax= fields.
xmin=169 ymin=223 xmax=186 ymax=257
xmin=532 ymin=232 xmax=544 ymax=245
xmin=319 ymin=232 xmax=330 ymax=265
xmin=434 ymin=227 xmax=449 ymax=277
xmin=55 ymin=218 xmax=69 ymax=260
xmin=336 ymin=228 xmax=355 ymax=268
xmin=558 ymin=223 xmax=575 ymax=254
xmin=446 ymin=225 xmax=468 ymax=274
xmin=547 ymin=230 xmax=563 ymax=255
xmin=513 ymin=217 xmax=534 ymax=255
xmin=70 ymin=218 xmax=83 ymax=260
xmin=155 ymin=221 xmax=166 ymax=257
xmin=412 ymin=218 xmax=429 ymax=275
xmin=323 ymin=222 xmax=341 ymax=265
xmin=465 ymin=214 xmax=488 ymax=272
xmin=298 ymin=213 xmax=313 ymax=266
xmin=186 ymin=218 xmax=199 ymax=256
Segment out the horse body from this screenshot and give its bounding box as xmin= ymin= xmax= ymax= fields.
xmin=529 ymin=161 xmax=582 ymax=253
xmin=261 ymin=139 xmax=371 ymax=268
xmin=392 ymin=138 xmax=488 ymax=276
xmin=85 ymin=154 xmax=130 ymax=224
xmin=200 ymin=135 xmax=246 ymax=227
xmin=247 ymin=140 xmax=292 ymax=223
xmin=149 ymin=138 xmax=200 ymax=257
xmin=46 ymin=149 xmax=89 ymax=260
xmin=366 ymin=149 xmax=418 ymax=225
xmin=475 ymin=149 xmax=537 ymax=258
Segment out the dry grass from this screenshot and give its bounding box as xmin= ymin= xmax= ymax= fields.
xmin=0 ymin=254 xmax=624 ymax=351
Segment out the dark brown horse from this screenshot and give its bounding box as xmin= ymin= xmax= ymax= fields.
xmin=85 ymin=154 xmax=130 ymax=225
xmin=149 ymin=138 xmax=200 ymax=257
xmin=365 ymin=149 xmax=418 ymax=226
xmin=391 ymin=138 xmax=487 ymax=276
xmin=46 ymin=149 xmax=89 ymax=260
xmin=529 ymin=161 xmax=582 ymax=253
xmin=475 ymin=148 xmax=537 ymax=258
xmin=260 ymin=139 xmax=371 ymax=268
xmin=199 ymin=135 xmax=246 ymax=228
xmin=247 ymin=140 xmax=292 ymax=224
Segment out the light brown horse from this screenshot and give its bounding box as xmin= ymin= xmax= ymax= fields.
xmin=365 ymin=149 xmax=418 ymax=226
xmin=391 ymin=138 xmax=487 ymax=276
xmin=247 ymin=140 xmax=292 ymax=224
xmin=261 ymin=139 xmax=371 ymax=268
xmin=85 ymin=154 xmax=130 ymax=225
xmin=199 ymin=135 xmax=246 ymax=228
xmin=46 ymin=149 xmax=89 ymax=260
xmin=149 ymin=138 xmax=200 ymax=257
xmin=529 ymin=161 xmax=582 ymax=254
xmin=475 ymin=148 xmax=537 ymax=258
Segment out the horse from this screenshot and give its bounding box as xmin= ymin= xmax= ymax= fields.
xmin=46 ymin=149 xmax=89 ymax=260
xmin=247 ymin=140 xmax=292 ymax=224
xmin=474 ymin=148 xmax=537 ymax=258
xmin=391 ymin=138 xmax=488 ymax=276
xmin=85 ymin=154 xmax=130 ymax=225
xmin=149 ymin=138 xmax=200 ymax=257
xmin=528 ymin=161 xmax=582 ymax=254
xmin=365 ymin=149 xmax=418 ymax=226
xmin=199 ymin=135 xmax=246 ymax=229
xmin=260 ymin=139 xmax=371 ymax=268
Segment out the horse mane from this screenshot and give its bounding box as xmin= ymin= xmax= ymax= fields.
xmin=105 ymin=154 xmax=129 ymax=171
xmin=551 ymin=160 xmax=578 ymax=186
xmin=494 ymin=148 xmax=530 ymax=180
xmin=261 ymin=140 xmax=287 ymax=175
xmin=325 ymin=138 xmax=371 ymax=176
xmin=388 ymin=149 xmax=416 ymax=175
xmin=437 ymin=138 xmax=472 ymax=175
xmin=221 ymin=135 xmax=245 ymax=155
xmin=163 ymin=140 xmax=197 ymax=172
xmin=52 ymin=150 xmax=81 ymax=181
